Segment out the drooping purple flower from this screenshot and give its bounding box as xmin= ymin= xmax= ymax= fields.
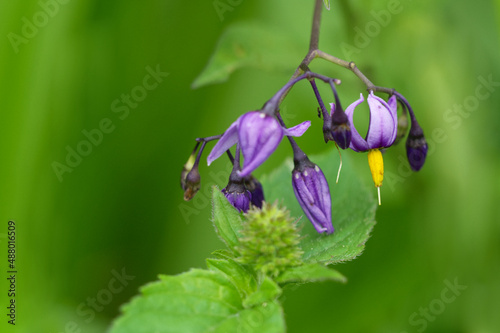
xmin=222 ymin=184 xmax=252 ymax=212
xmin=207 ymin=111 xmax=310 ymax=177
xmin=345 ymin=92 xmax=398 ymax=152
xmin=292 ymin=158 xmax=333 ymax=234
xmin=345 ymin=92 xmax=398 ymax=205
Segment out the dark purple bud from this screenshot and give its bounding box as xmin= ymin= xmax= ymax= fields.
xmin=222 ymin=181 xmax=252 ymax=213
xmin=291 ymin=156 xmax=334 ymax=234
xmin=330 ymin=103 xmax=351 ymax=149
xmin=244 ymin=176 xmax=265 ymax=208
xmin=406 ymin=123 xmax=428 ymax=171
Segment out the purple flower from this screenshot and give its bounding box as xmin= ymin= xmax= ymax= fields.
xmin=292 ymin=162 xmax=333 ymax=234
xmin=328 ymin=103 xmax=351 ymax=149
xmin=244 ymin=176 xmax=265 ymax=208
xmin=345 ymin=92 xmax=398 ymax=152
xmin=222 ymin=185 xmax=252 ymax=212
xmin=207 ymin=111 xmax=310 ymax=177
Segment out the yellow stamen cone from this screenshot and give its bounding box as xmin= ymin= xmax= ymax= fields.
xmin=367 ymin=149 xmax=384 ymax=205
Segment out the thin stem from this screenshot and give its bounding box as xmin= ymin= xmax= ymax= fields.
xmin=277 ymin=0 xmax=323 ymax=106
xmin=226 ymin=149 xmax=234 ymax=165
xmin=193 ymin=141 xmax=206 ymax=168
xmin=262 ymin=72 xmax=340 ymax=115
xmin=196 ymin=134 xmax=222 ymax=142
xmin=309 ymin=79 xmax=329 ymax=120
xmin=309 ymin=0 xmax=323 ymax=51
xmin=316 ymin=50 xmax=376 ymax=88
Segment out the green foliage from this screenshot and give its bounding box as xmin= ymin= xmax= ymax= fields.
xmin=192 ymin=22 xmax=302 ymax=88
xmin=260 ymin=151 xmax=377 ymax=265
xmin=211 ymin=186 xmax=244 ymax=254
xmin=276 ymin=263 xmax=346 ymax=284
xmin=110 ymin=150 xmax=376 ymax=332
xmin=109 ymin=269 xmax=285 ymax=333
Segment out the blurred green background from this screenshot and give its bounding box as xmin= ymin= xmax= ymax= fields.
xmin=1 ymin=0 xmax=499 ymax=332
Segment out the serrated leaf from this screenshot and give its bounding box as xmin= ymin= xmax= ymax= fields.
xmin=109 ymin=269 xmax=285 ymax=333
xmin=276 ymin=263 xmax=347 ymax=284
xmin=211 ymin=185 xmax=244 ymax=253
xmin=192 ymin=22 xmax=302 ymax=88
xmin=243 ymin=276 xmax=282 ymax=308
xmin=260 ymin=150 xmax=377 ymax=265
xmin=206 ymin=258 xmax=258 ymax=300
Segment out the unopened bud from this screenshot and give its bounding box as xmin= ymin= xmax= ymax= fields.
xmin=406 ymin=124 xmax=428 ymax=171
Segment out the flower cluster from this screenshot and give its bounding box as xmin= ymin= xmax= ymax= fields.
xmin=180 ymin=72 xmax=427 ymax=234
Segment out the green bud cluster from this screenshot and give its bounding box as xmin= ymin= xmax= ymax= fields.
xmin=236 ymin=202 xmax=303 ymax=277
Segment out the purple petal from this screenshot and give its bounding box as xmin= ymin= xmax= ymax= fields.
xmin=329 ymin=103 xmax=336 ymax=117
xmin=207 ymin=118 xmax=239 ymax=166
xmin=222 ymin=187 xmax=251 ymax=212
xmin=387 ymin=95 xmax=398 ymax=144
xmin=366 ymin=92 xmax=398 ymax=149
xmin=238 ymin=112 xmax=283 ymax=177
xmin=344 ymin=93 xmax=369 ymax=152
xmin=282 ymin=120 xmax=311 ymax=137
xmin=292 ymin=166 xmax=333 ymax=234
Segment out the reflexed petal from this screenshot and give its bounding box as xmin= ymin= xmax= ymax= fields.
xmin=345 ymin=93 xmax=369 ymax=152
xmin=238 ymin=112 xmax=283 ymax=177
xmin=282 ymin=120 xmax=311 ymax=137
xmin=366 ymin=92 xmax=398 ymax=149
xmin=207 ymin=119 xmax=239 ymax=166
xmin=387 ymin=95 xmax=399 ymax=144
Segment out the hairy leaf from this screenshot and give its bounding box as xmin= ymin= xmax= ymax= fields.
xmin=260 ymin=151 xmax=377 ymax=264
xmin=109 ymin=269 xmax=285 ymax=333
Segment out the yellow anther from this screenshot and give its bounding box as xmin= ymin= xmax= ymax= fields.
xmin=367 ymin=149 xmax=384 ymax=205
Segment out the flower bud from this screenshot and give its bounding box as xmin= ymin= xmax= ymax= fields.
xmin=182 ymin=168 xmax=201 ymax=201
xmin=222 ymin=181 xmax=252 ymax=213
xmin=292 ymin=158 xmax=334 ymax=234
xmin=331 ymin=110 xmax=351 ymax=149
xmin=406 ymin=124 xmax=428 ymax=171
xmin=244 ymin=176 xmax=265 ymax=209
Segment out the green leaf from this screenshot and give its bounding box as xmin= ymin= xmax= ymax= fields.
xmin=260 ymin=151 xmax=377 ymax=265
xmin=276 ymin=263 xmax=347 ymax=284
xmin=192 ymin=22 xmax=302 ymax=88
xmin=109 ymin=269 xmax=285 ymax=333
xmin=211 ymin=185 xmax=244 ymax=253
xmin=206 ymin=258 xmax=258 ymax=300
xmin=323 ymin=0 xmax=331 ymax=10
xmin=206 ymin=258 xmax=283 ymax=309
xmin=243 ymin=276 xmax=282 ymax=308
